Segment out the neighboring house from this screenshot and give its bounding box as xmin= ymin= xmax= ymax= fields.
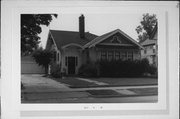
xmin=21 ymin=55 xmax=45 ymax=74
xmin=140 ymin=25 xmax=158 ymax=66
xmin=46 ymin=14 xmax=144 ymax=75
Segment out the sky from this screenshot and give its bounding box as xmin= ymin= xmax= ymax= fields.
xmin=38 ymin=13 xmax=149 ymax=48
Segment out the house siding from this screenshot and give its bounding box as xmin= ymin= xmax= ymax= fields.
xmin=141 ymin=44 xmax=157 ymax=65
xmin=89 ymin=47 xmax=98 ymax=62
xmin=133 ymin=49 xmax=141 ymax=60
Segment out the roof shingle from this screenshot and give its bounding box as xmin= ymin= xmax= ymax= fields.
xmin=50 ymin=30 xmax=98 ymax=50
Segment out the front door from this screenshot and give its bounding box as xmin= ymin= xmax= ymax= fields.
xmin=68 ymin=57 xmax=76 ymax=75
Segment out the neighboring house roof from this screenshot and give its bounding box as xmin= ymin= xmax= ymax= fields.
xmin=149 ymin=24 xmax=158 ymax=39
xmin=140 ymin=39 xmax=156 ymax=46
xmin=49 ymin=30 xmax=98 ymax=50
xmin=84 ymin=29 xmax=144 ymax=49
xmin=140 ymin=24 xmax=157 ymax=46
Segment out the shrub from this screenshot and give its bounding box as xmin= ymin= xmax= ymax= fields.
xmin=78 ymin=62 xmax=99 ymax=77
xmin=148 ymin=64 xmax=157 ymax=75
xmin=98 ymin=59 xmax=151 ymax=77
xmin=78 ymin=59 xmax=157 ymax=78
xmin=50 ymin=63 xmax=62 ymax=78
xmin=32 ymin=48 xmax=53 ymax=74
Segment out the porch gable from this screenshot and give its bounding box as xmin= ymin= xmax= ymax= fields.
xmin=84 ymin=29 xmax=144 ymax=49
xmin=99 ymin=32 xmax=137 ymax=47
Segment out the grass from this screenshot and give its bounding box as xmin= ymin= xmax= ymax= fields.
xmin=86 ymin=88 xmax=158 ymax=98
xmin=52 ymin=77 xmax=157 ymax=88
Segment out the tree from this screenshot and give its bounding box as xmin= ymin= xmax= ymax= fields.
xmin=32 ymin=48 xmax=53 ymax=75
xmin=136 ymin=13 xmax=157 ymax=42
xmin=21 ymin=14 xmax=57 ymax=55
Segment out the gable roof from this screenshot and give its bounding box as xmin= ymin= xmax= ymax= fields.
xmin=84 ymin=29 xmax=144 ymax=49
xmin=49 ymin=30 xmax=98 ymax=50
xmin=149 ymin=24 xmax=158 ymax=39
xmin=140 ymin=38 xmax=156 ymax=46
xmin=140 ymin=24 xmax=157 ymax=46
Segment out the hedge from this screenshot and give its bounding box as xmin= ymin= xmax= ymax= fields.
xmin=78 ymin=59 xmax=157 ymax=78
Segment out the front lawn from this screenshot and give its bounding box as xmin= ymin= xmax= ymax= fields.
xmin=52 ymin=77 xmax=157 ymax=88
xmin=86 ymin=88 xmax=158 ymax=98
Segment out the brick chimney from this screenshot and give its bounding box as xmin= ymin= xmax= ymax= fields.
xmin=79 ymin=14 xmax=85 ymax=38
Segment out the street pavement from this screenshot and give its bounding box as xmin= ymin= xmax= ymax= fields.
xmin=22 ymin=95 xmax=157 ymax=103
xmin=21 ymin=74 xmax=158 ymax=103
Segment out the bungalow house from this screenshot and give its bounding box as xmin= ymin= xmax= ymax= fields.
xmin=46 ymin=14 xmax=144 ymax=75
xmin=140 ymin=25 xmax=158 ymax=66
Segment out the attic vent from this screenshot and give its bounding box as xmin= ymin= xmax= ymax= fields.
xmin=111 ymin=36 xmax=121 ymax=43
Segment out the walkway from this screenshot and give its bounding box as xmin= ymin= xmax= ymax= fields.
xmin=76 ymin=78 xmax=108 ymax=85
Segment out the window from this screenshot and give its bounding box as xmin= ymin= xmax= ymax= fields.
xmin=53 ymin=51 xmax=56 ymax=62
xmin=75 ymin=57 xmax=78 ymax=66
xmin=115 ymin=51 xmax=120 ymax=60
xmin=153 ymin=45 xmax=156 ymax=53
xmin=108 ymin=51 xmax=113 ymax=61
xmin=121 ymin=52 xmax=127 ymax=60
xmin=100 ymin=50 xmax=135 ymax=61
xmin=144 ymin=49 xmax=147 ymax=54
xmin=65 ymin=57 xmax=68 ymax=66
xmin=101 ymin=51 xmax=107 ymax=60
xmin=127 ymin=52 xmax=133 ymax=60
xmin=57 ymin=52 xmax=60 ymax=62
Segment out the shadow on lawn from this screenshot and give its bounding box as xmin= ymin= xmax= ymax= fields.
xmin=52 ymin=77 xmax=158 ymax=88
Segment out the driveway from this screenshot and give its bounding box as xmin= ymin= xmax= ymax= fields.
xmin=21 ymin=74 xmax=71 ymax=93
